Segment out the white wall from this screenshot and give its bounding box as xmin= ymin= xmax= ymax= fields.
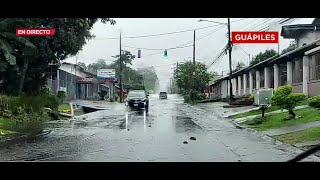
xmin=59 ymin=64 xmax=87 ymax=78
xmin=297 ymin=31 xmax=320 ymax=47
xmin=221 ymin=80 xmax=229 ymax=99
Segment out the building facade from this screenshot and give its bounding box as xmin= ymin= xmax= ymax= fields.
xmin=48 ymin=62 xmax=115 ymax=100
xmin=209 ymin=21 xmax=320 ymax=99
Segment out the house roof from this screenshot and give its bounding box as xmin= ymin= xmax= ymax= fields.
xmin=281 ymin=24 xmax=320 ymax=39
xmin=61 ymin=62 xmax=96 ymax=77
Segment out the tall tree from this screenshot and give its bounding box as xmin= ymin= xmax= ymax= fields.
xmin=174 ymin=61 xmax=213 ymax=93
xmin=0 ymin=18 xmax=36 ymax=66
xmin=0 ymin=18 xmax=115 ymax=95
xmin=250 ymin=49 xmax=278 ymax=66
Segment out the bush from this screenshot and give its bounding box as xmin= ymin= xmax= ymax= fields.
xmin=308 ymin=96 xmax=320 ymax=108
xmin=183 ymin=90 xmax=205 ymax=103
xmin=7 ymin=94 xmax=59 ymax=113
xmin=98 ymin=91 xmax=108 ymax=100
xmin=40 ymin=85 xmax=52 ymax=96
xmin=271 ymin=85 xmax=306 ymax=118
xmin=57 ymin=91 xmax=66 ymax=104
xmin=249 ymin=94 xmax=254 ymax=101
xmin=2 ymin=109 xmax=48 ymax=134
xmin=0 ymin=95 xmax=9 ymax=111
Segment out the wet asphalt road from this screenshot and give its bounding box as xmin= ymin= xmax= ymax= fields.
xmin=0 ymin=94 xmax=318 ymax=161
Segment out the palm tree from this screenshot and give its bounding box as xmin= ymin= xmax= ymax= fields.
xmin=0 ymin=18 xmax=36 ymax=65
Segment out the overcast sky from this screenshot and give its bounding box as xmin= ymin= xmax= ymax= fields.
xmin=64 ymin=18 xmax=314 ymax=91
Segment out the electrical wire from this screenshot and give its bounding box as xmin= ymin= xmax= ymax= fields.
xmin=93 ymin=24 xmax=222 ymax=40
xmin=123 ymin=25 xmax=225 ymax=51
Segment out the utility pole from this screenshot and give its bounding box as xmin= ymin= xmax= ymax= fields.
xmin=119 ymin=32 xmax=123 ymax=103
xmin=192 ymin=30 xmax=196 ymax=102
xmin=227 ymin=18 xmax=233 ymax=103
xmin=74 ymin=54 xmax=78 ymax=100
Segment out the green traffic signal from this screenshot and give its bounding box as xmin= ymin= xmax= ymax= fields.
xmin=164 ymin=49 xmax=168 ymax=59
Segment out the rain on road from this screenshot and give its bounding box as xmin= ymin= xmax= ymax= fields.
xmin=0 ymin=94 xmax=317 ymax=161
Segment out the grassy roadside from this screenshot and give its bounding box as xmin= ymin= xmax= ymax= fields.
xmin=232 ymin=101 xmax=308 ymax=119
xmin=274 ymin=126 xmax=320 ymax=144
xmin=232 ymin=106 xmax=279 ymax=118
xmin=58 ymin=104 xmax=71 ymax=113
xmin=241 ymin=107 xmax=320 ymax=131
xmin=0 ymin=118 xmax=21 ymax=137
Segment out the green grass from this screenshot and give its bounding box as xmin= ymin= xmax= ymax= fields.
xmin=232 ymin=106 xmax=280 ymax=118
xmin=274 ymin=126 xmax=320 ymax=144
xmin=241 ymin=107 xmax=320 ymax=131
xmin=0 ymin=117 xmax=19 ymax=136
xmin=232 ymin=101 xmax=308 ymax=119
xmin=58 ymin=104 xmax=71 ymax=112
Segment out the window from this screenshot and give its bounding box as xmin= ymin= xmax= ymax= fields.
xmin=310 ymin=53 xmax=320 ymax=80
xmin=293 ymin=58 xmax=303 ymax=83
xmin=279 ymin=63 xmax=287 ymax=86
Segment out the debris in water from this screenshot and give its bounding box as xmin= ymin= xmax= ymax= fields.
xmin=183 ymin=141 xmax=188 ymax=144
xmin=127 ymin=129 xmax=130 ymax=131
xmin=148 ymin=125 xmax=151 ymax=127
xmin=83 ymin=117 xmax=86 ymax=120
xmin=190 ymin=137 xmax=196 ymax=140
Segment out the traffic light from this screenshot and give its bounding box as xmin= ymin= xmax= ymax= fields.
xmin=138 ymin=49 xmax=141 ymax=58
xmin=164 ymin=49 xmax=168 ymax=59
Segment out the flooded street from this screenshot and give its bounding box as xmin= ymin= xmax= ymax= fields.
xmin=0 ymin=94 xmax=317 ymax=161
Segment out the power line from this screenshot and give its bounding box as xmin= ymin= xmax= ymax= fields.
xmin=93 ymin=24 xmax=222 ymax=40
xmin=231 ymin=18 xmax=249 ymax=23
xmin=123 ymin=25 xmax=225 ymax=51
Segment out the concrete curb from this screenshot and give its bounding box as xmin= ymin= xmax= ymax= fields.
xmin=230 ymin=120 xmax=320 ymax=162
xmin=0 ymin=130 xmax=52 ymax=148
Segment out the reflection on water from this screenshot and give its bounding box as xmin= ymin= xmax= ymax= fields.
xmin=124 ymin=110 xmax=148 ymax=131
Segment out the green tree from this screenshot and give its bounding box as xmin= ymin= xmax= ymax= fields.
xmin=174 ymin=61 xmax=213 ymax=102
xmin=0 ymin=18 xmax=115 ymax=95
xmin=271 ymin=85 xmax=306 ymax=119
xmin=0 ymin=19 xmax=36 ymax=66
xmin=250 ymin=49 xmax=278 ymax=66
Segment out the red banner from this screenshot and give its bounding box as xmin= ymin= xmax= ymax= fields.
xmin=16 ymin=28 xmax=55 ymax=36
xmin=232 ymin=31 xmax=279 ymax=44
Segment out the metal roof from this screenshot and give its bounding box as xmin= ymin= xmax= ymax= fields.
xmin=281 ymin=24 xmax=320 ymax=38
